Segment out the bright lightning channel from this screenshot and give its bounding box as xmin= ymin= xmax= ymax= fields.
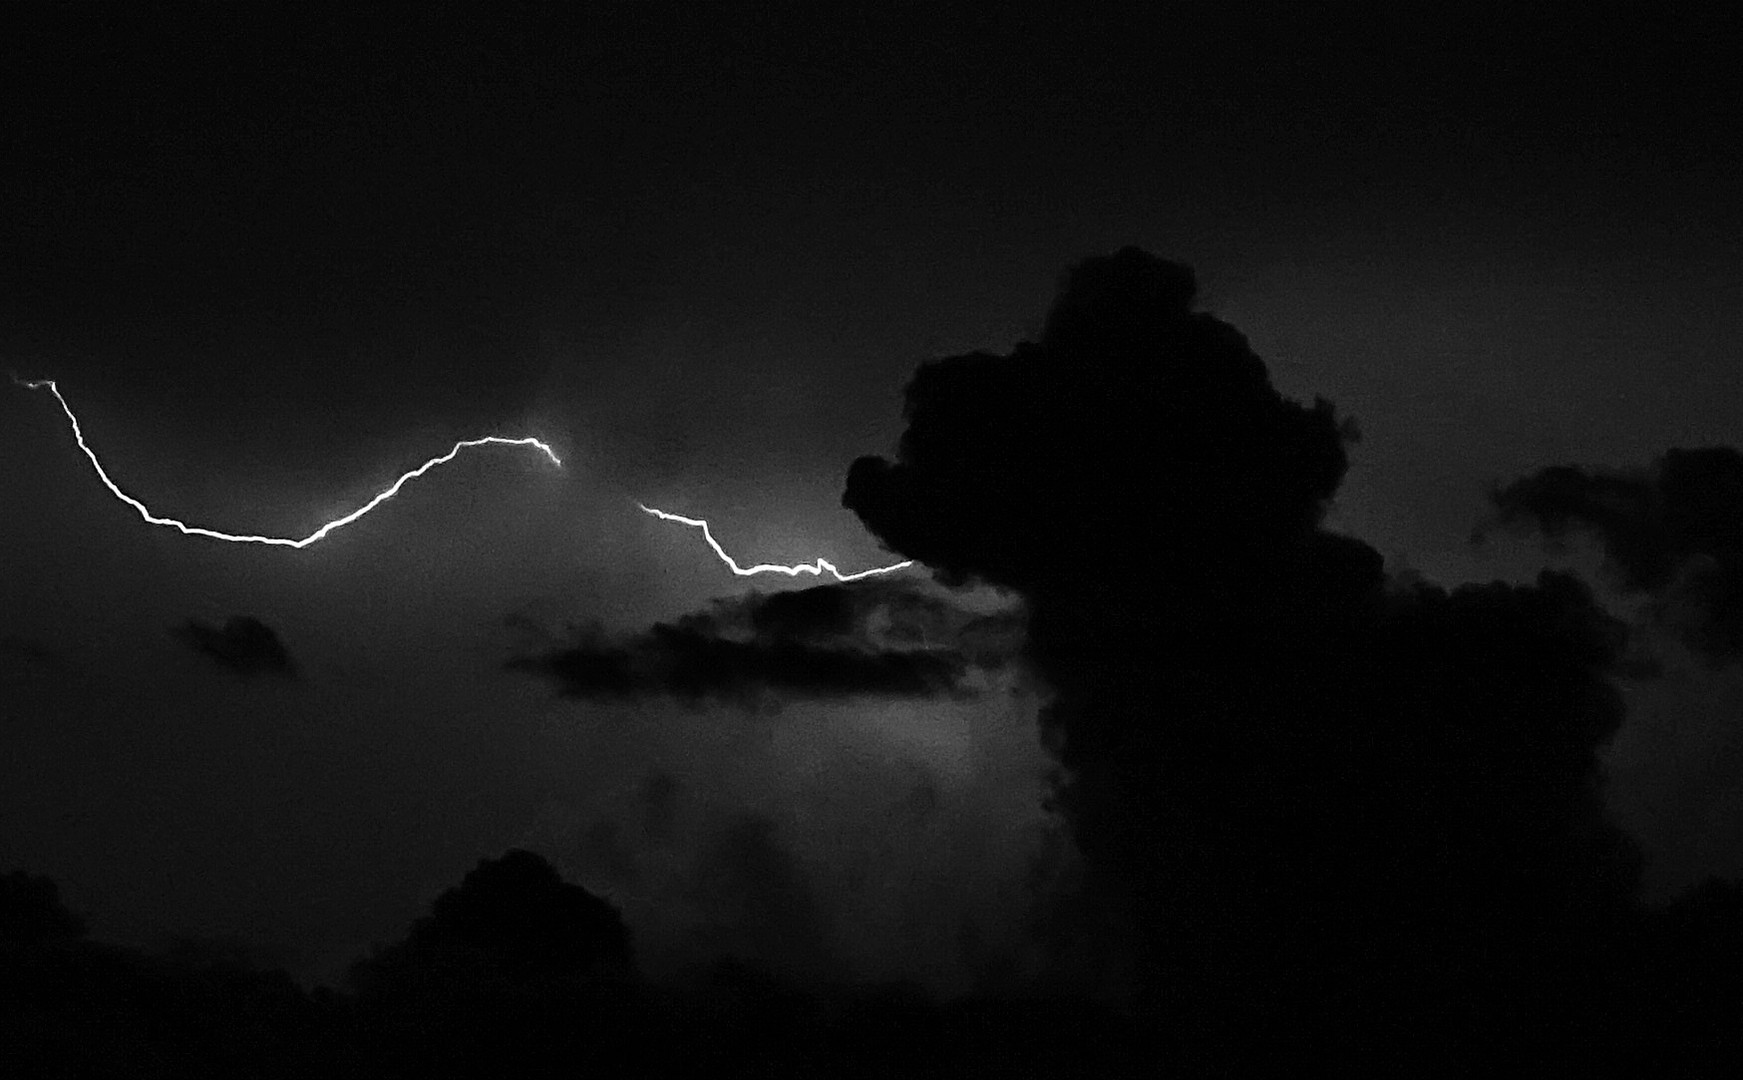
xmin=16 ymin=375 xmax=913 ymax=579
xmin=13 ymin=376 xmax=562 ymax=548
xmin=636 ymin=503 xmax=914 ymax=582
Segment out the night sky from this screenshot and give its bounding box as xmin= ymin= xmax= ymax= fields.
xmin=5 ymin=3 xmax=1743 ymax=1072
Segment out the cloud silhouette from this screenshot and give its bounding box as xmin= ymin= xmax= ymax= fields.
xmin=506 ymin=579 xmax=1014 ymax=707
xmin=172 ymin=616 xmax=296 ymax=677
xmin=1482 ymin=447 xmax=1743 ymax=664
xmin=840 ymin=246 xmax=1672 ymax=1069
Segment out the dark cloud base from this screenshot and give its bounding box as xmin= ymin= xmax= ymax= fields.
xmin=8 ymin=842 xmax=1743 ymax=1076
xmin=2 ymin=853 xmax=1148 ymax=1077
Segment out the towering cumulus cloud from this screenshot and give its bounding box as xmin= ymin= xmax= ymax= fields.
xmin=844 ymin=247 xmax=1658 ymax=1070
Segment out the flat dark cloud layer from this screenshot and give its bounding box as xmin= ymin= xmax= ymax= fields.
xmin=172 ymin=616 xmax=296 ymax=678
xmin=507 ymin=579 xmax=1016 ymax=707
xmin=1483 ymin=447 xmax=1743 ymax=665
xmin=843 ymin=247 xmax=1727 ymax=1070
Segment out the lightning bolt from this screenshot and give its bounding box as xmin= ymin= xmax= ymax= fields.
xmin=635 ymin=503 xmax=914 ymax=582
xmin=13 ymin=374 xmax=914 ymax=579
xmin=12 ymin=376 xmax=562 ymax=548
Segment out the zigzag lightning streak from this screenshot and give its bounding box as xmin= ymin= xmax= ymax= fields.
xmin=13 ymin=377 xmax=561 ymax=548
xmin=14 ymin=376 xmax=915 ymax=579
xmin=636 ymin=502 xmax=914 ymax=582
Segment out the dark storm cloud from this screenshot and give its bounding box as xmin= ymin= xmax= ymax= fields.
xmin=172 ymin=616 xmax=296 ymax=678
xmin=844 ymin=246 xmax=1362 ymax=602
xmin=506 ymin=579 xmax=1014 ymax=707
xmin=840 ymin=246 xmax=1721 ymax=1069
xmin=1481 ymin=447 xmax=1743 ymax=664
